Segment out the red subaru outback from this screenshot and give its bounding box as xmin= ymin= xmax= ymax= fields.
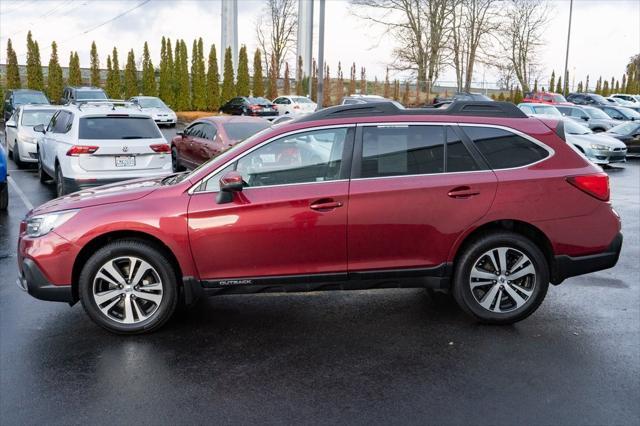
xmin=18 ymin=102 xmax=622 ymax=334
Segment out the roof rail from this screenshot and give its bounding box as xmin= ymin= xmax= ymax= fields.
xmin=297 ymin=101 xmax=528 ymax=122
xmin=75 ymin=100 xmax=141 ymax=111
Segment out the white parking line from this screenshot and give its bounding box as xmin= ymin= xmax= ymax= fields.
xmin=7 ymin=176 xmax=34 ymax=211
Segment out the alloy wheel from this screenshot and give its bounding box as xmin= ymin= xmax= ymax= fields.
xmin=469 ymin=247 xmax=536 ymax=313
xmin=92 ymin=256 xmax=164 ymax=324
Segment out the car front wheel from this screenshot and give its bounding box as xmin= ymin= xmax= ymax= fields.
xmin=79 ymin=240 xmax=178 ymax=334
xmin=452 ymin=231 xmax=549 ymax=324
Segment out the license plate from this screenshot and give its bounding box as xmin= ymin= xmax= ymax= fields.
xmin=115 ymin=156 xmax=135 ymax=167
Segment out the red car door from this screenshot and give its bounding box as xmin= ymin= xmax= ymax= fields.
xmin=177 ymin=123 xmax=201 ymax=168
xmin=191 ymin=122 xmax=219 ymax=166
xmin=187 ymin=126 xmax=354 ymax=282
xmin=347 ymin=124 xmax=497 ymax=272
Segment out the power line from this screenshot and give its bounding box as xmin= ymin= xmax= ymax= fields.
xmin=0 ymin=0 xmax=36 ymax=16
xmin=1 ymin=0 xmax=76 ymax=41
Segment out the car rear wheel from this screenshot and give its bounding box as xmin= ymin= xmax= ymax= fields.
xmin=452 ymin=231 xmax=549 ymax=324
xmin=37 ymin=151 xmax=50 ymax=183
xmin=79 ymin=240 xmax=178 ymax=334
xmin=171 ymin=146 xmax=185 ymax=172
xmin=55 ymin=165 xmax=67 ymax=197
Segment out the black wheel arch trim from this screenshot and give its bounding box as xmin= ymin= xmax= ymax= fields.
xmin=551 ymin=232 xmax=623 ymax=284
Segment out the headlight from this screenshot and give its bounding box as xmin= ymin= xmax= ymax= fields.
xmin=25 ymin=210 xmax=78 ymax=238
xmin=590 ymin=144 xmax=610 ymax=151
xmin=18 ymin=134 xmax=37 ymax=144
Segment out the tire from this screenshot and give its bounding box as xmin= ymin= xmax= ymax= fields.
xmin=37 ymin=151 xmax=51 ymax=183
xmin=12 ymin=142 xmax=24 ymax=169
xmin=171 ymin=146 xmax=185 ymax=172
xmin=79 ymin=239 xmax=178 ymax=334
xmin=593 ymin=128 xmax=605 ymax=133
xmin=0 ymin=182 xmax=8 ymax=211
xmin=55 ymin=164 xmax=67 ymax=197
xmin=452 ymin=231 xmax=549 ymax=325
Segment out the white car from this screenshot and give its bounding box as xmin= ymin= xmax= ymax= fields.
xmin=563 ymin=118 xmax=627 ymax=165
xmin=36 ymin=101 xmax=173 ymax=196
xmin=517 ymin=102 xmax=562 ymax=117
xmin=129 ymin=96 xmax=177 ymax=127
xmin=5 ymin=105 xmax=59 ymax=168
xmin=272 ymin=96 xmax=317 ymax=116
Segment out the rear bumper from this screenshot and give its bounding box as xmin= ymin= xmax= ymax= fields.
xmin=17 ymin=258 xmax=74 ymax=304
xmin=552 ymin=232 xmax=623 ymax=284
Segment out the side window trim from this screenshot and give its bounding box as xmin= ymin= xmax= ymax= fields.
xmin=448 ymin=125 xmax=489 ymax=171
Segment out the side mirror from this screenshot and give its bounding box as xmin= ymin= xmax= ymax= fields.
xmin=581 ymin=116 xmax=589 ymax=121
xmin=33 ymin=124 xmax=46 ymax=133
xmin=176 ymin=131 xmax=184 ymax=137
xmin=216 ymin=171 xmax=244 ymax=204
xmin=6 ymin=120 xmax=16 ymax=128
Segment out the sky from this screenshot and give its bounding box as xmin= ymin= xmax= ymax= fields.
xmin=0 ymin=0 xmax=638 ymax=90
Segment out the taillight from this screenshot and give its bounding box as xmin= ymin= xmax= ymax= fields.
xmin=150 ymin=143 xmax=170 ymax=153
xmin=66 ymin=145 xmax=99 ymax=156
xmin=567 ymin=173 xmax=609 ymax=201
xmin=249 ymin=105 xmax=261 ymax=110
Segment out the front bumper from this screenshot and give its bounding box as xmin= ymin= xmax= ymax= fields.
xmin=17 ymin=258 xmax=74 ymax=303
xmin=587 ymin=148 xmax=627 ymax=164
xmin=17 ymin=140 xmax=38 ymax=163
xmin=552 ymin=232 xmax=623 ymax=284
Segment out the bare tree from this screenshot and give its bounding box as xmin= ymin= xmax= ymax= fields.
xmin=256 ymin=0 xmax=297 ymax=79
xmin=500 ymin=0 xmax=549 ymax=93
xmin=450 ymin=0 xmax=500 ymax=92
xmin=351 ymin=0 xmax=453 ymax=97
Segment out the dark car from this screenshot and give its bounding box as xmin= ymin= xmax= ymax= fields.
xmin=171 ymin=116 xmax=270 ymax=170
xmin=556 ymin=105 xmax=619 ymax=132
xmin=596 ymin=105 xmax=640 ymax=122
xmin=60 ymin=86 xmax=108 ymax=104
xmin=431 ymin=92 xmax=492 ymax=107
xmin=3 ymin=89 xmax=49 ymax=122
xmin=607 ymin=121 xmax=640 ymax=156
xmin=220 ymin=97 xmax=278 ymax=117
xmin=18 ymin=101 xmax=622 ymax=334
xmin=566 ymin=93 xmax=609 ymax=106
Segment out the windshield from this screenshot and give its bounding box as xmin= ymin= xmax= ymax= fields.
xmin=532 ymin=105 xmax=561 ymax=116
xmin=564 ymin=120 xmax=592 ymax=135
xmin=138 ymin=98 xmax=167 ymax=109
xmin=79 ymin=117 xmax=161 ymax=139
xmin=293 ymin=97 xmax=314 ymax=104
xmin=248 ymin=97 xmax=271 ymax=105
xmin=584 ymin=107 xmax=609 ymax=119
xmin=608 ymin=122 xmax=637 ymax=135
xmin=551 ymin=94 xmax=567 ymax=102
xmin=223 ymin=121 xmax=271 ymax=140
xmin=76 ymin=90 xmax=108 ymax=100
xmin=620 ymin=107 xmax=640 ymax=119
xmin=13 ymin=92 xmax=49 ymax=105
xmin=589 ymin=94 xmax=608 ymax=104
xmin=21 ymin=110 xmax=56 ymax=127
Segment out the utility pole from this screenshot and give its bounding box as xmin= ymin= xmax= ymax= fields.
xmin=221 ymin=0 xmax=238 ymax=72
xmin=296 ymin=0 xmax=314 ymax=96
xmin=317 ymin=0 xmax=326 ymax=108
xmin=562 ymin=0 xmax=573 ymax=96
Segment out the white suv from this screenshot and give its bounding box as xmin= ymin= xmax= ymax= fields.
xmin=36 ymin=102 xmax=172 ymax=196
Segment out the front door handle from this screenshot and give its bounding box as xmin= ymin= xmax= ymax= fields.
xmin=310 ymin=199 xmax=343 ymax=211
xmin=448 ymin=186 xmax=480 ymax=199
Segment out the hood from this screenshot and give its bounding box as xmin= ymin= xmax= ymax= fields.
xmin=143 ymin=107 xmax=173 ymax=114
xmin=31 ymin=176 xmax=167 ymax=216
xmin=567 ymin=133 xmax=627 ymax=149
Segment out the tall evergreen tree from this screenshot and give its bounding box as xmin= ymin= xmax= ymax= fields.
xmin=268 ymin=54 xmax=278 ymax=100
xmin=383 ymin=67 xmax=391 ymax=98
xmin=336 ymin=62 xmax=344 ymax=100
xmin=349 ymin=63 xmax=356 ymax=95
xmin=191 ymin=39 xmax=206 ymax=110
xmin=173 ymin=40 xmax=182 ymax=107
xmin=159 ymin=37 xmax=174 ymax=105
xmin=68 ymin=52 xmax=82 ymax=86
xmin=555 ymin=76 xmax=562 ymax=94
xmin=595 ymin=76 xmax=602 ymax=94
xmin=402 ymin=81 xmax=409 ymax=105
xmin=622 ymin=74 xmax=627 ymax=93
xmin=513 ymin=86 xmax=523 ymax=104
xmin=46 ymin=41 xmax=63 ymax=102
xmin=549 ymin=70 xmax=555 ymax=93
xmin=236 ymin=45 xmax=250 ymax=97
xmin=26 ymin=32 xmax=44 ymax=90
xmin=221 ymin=46 xmax=236 ymax=103
xmin=323 ymin=63 xmax=331 ymax=106
xmin=393 ymin=79 xmax=400 ymax=100
xmin=90 ymin=41 xmax=100 ymax=87
xmin=105 ymin=55 xmax=117 ymax=98
xmin=610 ymin=76 xmax=615 ymax=93
xmin=141 ymin=41 xmax=156 ymax=96
xmin=123 ymin=49 xmax=138 ymax=98
xmin=5 ymin=39 xmax=21 ymax=89
xmin=533 ymin=79 xmax=538 ymax=92
xmin=252 ymin=48 xmax=264 ymax=97
xmin=602 ymin=80 xmax=610 ymax=96
xmin=295 ymin=56 xmax=304 ymax=96
xmin=311 ymin=58 xmax=318 ymax=101
xmin=585 ymin=75 xmax=590 ymax=92
xmin=206 ymin=44 xmax=220 ymax=111
xmin=360 ymin=67 xmax=366 ymax=94
xmin=111 ymin=47 xmax=121 ymax=98
xmin=176 ymin=40 xmax=191 ymax=110
xmin=576 ymin=81 xmax=583 ymax=93
xmin=283 ymin=62 xmax=290 ymax=95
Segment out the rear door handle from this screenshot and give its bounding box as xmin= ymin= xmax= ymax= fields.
xmin=448 ymin=186 xmax=480 ymax=199
xmin=310 ymin=199 xmax=343 ymax=211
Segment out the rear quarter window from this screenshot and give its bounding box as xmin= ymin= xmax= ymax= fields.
xmin=463 ymin=126 xmax=549 ymax=169
xmin=79 ymin=116 xmax=161 ymax=139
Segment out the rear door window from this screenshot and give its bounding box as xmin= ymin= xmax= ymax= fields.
xmin=463 ymin=126 xmax=549 ymax=169
xmin=446 ymin=127 xmax=481 ymax=172
xmin=79 ymin=116 xmax=161 ymax=139
xmin=359 ymin=125 xmax=445 ymax=178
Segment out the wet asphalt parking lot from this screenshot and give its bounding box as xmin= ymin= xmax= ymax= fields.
xmin=1 ymin=126 xmax=638 ymax=425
